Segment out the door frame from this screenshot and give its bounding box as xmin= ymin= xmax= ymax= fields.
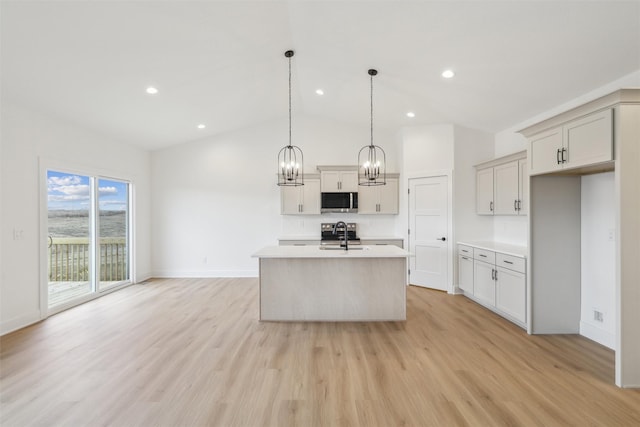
xmin=406 ymin=170 xmax=454 ymax=294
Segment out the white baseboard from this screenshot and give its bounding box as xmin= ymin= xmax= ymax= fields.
xmin=151 ymin=270 xmax=259 ymax=278
xmin=580 ymin=321 xmax=615 ymax=349
xmin=1 ymin=309 xmax=42 ymax=336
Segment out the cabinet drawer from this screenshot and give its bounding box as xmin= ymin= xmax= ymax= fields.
xmin=458 ymin=244 xmax=473 ymax=256
xmin=496 ymin=253 xmax=526 ymax=273
xmin=473 ymin=248 xmax=495 ymax=263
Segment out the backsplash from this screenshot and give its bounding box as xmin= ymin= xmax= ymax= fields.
xmin=280 ymin=214 xmax=399 ymax=238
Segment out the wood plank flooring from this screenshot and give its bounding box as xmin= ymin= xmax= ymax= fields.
xmin=1 ymin=278 xmax=639 ymax=426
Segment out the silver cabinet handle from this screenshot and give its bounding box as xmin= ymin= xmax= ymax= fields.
xmin=491 ymin=269 xmax=495 ymax=280
xmin=490 ymin=201 xmax=494 ymax=212
xmin=514 ymin=200 xmax=518 ymax=212
xmin=562 ymin=147 xmax=567 ymax=163
xmin=557 ymin=148 xmax=562 ymax=164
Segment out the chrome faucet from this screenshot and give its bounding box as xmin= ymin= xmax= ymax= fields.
xmin=333 ymin=221 xmax=349 ymax=251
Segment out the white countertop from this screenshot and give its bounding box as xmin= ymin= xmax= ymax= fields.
xmin=457 ymin=241 xmax=527 ymax=258
xmin=253 ymin=245 xmax=411 ymax=258
xmin=277 ymin=236 xmax=403 ymax=241
xmin=277 ymin=236 xmax=320 ymax=241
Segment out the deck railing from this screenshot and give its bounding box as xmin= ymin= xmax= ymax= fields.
xmin=48 ymin=237 xmax=128 ymax=282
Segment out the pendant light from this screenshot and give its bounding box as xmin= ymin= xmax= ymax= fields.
xmin=277 ymin=50 xmax=304 ymax=186
xmin=358 ymin=69 xmax=386 ymax=186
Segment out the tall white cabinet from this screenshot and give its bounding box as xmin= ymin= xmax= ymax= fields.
xmin=520 ymin=89 xmax=640 ymax=388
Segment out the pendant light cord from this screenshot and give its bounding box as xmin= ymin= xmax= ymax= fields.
xmin=370 ymin=72 xmax=374 ymax=147
xmin=288 ymin=54 xmax=292 ymax=148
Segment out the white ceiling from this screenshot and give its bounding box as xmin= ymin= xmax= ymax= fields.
xmin=2 ymin=1 xmax=639 ymax=150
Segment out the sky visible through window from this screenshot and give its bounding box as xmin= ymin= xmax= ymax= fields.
xmin=47 ymin=170 xmax=128 ymax=211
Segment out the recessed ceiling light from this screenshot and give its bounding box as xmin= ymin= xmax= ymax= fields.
xmin=442 ymin=70 xmax=455 ymax=79
xmin=406 ymin=112 xmax=416 ymax=118
xmin=197 ymin=124 xmax=206 ymax=129
xmin=315 ymin=89 xmax=324 ymax=95
xmin=146 ymin=86 xmax=158 ymax=94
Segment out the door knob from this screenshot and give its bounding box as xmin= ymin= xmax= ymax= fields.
xmin=437 ymin=237 xmax=446 ymax=241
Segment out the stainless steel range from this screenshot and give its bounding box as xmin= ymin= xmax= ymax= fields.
xmin=320 ymin=222 xmax=361 ymax=245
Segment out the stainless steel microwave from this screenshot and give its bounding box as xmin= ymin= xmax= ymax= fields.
xmin=321 ymin=192 xmax=358 ymax=213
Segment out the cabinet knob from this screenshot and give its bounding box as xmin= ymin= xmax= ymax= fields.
xmin=437 ymin=237 xmax=446 ymax=241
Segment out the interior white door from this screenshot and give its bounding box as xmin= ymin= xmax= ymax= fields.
xmin=408 ymin=176 xmax=449 ymax=291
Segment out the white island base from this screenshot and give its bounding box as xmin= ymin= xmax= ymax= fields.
xmin=253 ymin=245 xmax=409 ymax=321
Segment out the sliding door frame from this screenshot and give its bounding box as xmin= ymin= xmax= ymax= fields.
xmin=39 ymin=157 xmax=136 ymax=318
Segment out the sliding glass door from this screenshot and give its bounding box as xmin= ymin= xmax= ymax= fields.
xmin=47 ymin=170 xmax=131 ymax=309
xmin=98 ymin=178 xmax=129 ymax=290
xmin=47 ymin=171 xmax=94 ymax=306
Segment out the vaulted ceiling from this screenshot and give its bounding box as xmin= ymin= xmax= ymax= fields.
xmin=2 ymin=1 xmax=639 ymax=150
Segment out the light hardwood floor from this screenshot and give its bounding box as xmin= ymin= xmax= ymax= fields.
xmin=1 ymin=278 xmax=639 ymax=426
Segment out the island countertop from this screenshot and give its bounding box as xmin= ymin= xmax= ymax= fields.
xmin=253 ymin=245 xmax=411 ymax=259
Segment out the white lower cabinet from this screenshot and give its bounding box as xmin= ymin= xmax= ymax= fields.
xmin=473 ymin=260 xmax=496 ymax=307
xmin=458 ymin=254 xmax=474 ymax=294
xmin=458 ymin=242 xmax=527 ymax=328
xmin=496 ymin=267 xmax=526 ymax=323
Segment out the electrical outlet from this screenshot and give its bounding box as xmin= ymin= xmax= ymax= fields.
xmin=594 ymin=310 xmax=604 ymax=322
xmin=608 ymin=229 xmax=615 ymax=242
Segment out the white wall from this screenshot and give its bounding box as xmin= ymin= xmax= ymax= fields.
xmin=580 ymin=173 xmax=616 ymax=348
xmin=453 ymin=125 xmax=495 ymax=243
xmin=0 ymin=103 xmax=152 ymax=335
xmin=150 ymin=115 xmax=398 ymax=277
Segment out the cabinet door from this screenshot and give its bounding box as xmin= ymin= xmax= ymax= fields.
xmin=564 ymin=108 xmax=613 ymax=170
xmin=300 ymin=178 xmax=321 ymax=214
xmin=529 ymin=127 xmax=563 ymax=176
xmin=340 ymin=171 xmax=359 ymax=192
xmin=320 ymin=171 xmax=341 ymax=192
xmin=494 ymin=161 xmax=519 ymax=215
xmin=473 ymin=260 xmax=496 ymax=306
xmin=496 ymin=267 xmax=526 ymax=323
xmin=377 ymin=178 xmax=399 ymax=214
xmin=458 ymin=254 xmax=474 ymax=294
xmin=357 ymin=185 xmax=378 ymax=214
xmin=518 ymin=159 xmax=528 ymax=215
xmin=476 ymin=168 xmax=494 ymax=215
xmin=280 ymin=186 xmax=302 ymax=214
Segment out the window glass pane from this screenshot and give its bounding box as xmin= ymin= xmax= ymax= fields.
xmin=98 ymin=178 xmax=129 ymax=289
xmin=47 ymin=171 xmax=93 ymax=307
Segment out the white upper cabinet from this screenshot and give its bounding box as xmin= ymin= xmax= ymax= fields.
xmin=476 ymin=151 xmax=527 ymax=216
xmin=358 ymin=177 xmax=399 ymax=214
xmin=529 ymin=108 xmax=613 ymax=176
xmin=528 ymin=127 xmax=564 ymax=175
xmin=320 ymin=170 xmax=358 ymax=192
xmin=476 ymin=168 xmax=495 ymax=215
xmin=494 ymin=161 xmax=519 ymax=215
xmin=518 ymin=159 xmax=528 ymax=214
xmin=280 ymin=176 xmax=320 ymax=215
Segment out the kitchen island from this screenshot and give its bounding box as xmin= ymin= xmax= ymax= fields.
xmin=252 ymin=245 xmax=410 ymax=321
